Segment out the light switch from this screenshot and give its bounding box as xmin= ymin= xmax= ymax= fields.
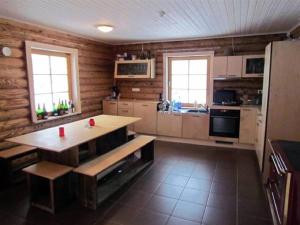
xmin=132 ymin=88 xmax=140 ymax=92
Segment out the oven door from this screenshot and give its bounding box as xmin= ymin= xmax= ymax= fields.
xmin=209 ymin=110 xmax=240 ymax=138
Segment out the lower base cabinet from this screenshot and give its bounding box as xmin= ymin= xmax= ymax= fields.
xmin=182 ymin=114 xmax=209 ymax=140
xmin=239 ymin=108 xmax=257 ymax=144
xmin=133 ymin=102 xmax=157 ymax=134
xmin=157 ymin=112 xmax=182 ymax=137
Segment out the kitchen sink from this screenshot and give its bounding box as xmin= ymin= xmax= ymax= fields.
xmin=176 ymin=108 xmax=209 ymax=114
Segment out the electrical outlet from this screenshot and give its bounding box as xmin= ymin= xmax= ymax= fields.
xmin=132 ymin=88 xmax=140 ymax=92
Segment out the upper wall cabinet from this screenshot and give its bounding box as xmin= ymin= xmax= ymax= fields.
xmin=242 ymin=55 xmax=265 ymax=77
xmin=213 ymin=56 xmax=242 ymax=78
xmin=114 ymin=59 xmax=155 ymax=79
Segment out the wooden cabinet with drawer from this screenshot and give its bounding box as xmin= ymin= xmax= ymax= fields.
xmin=157 ymin=112 xmax=182 ymax=137
xmin=103 ymin=100 xmax=118 ymax=115
xmin=239 ymin=108 xmax=257 ymax=144
xmin=118 ymin=101 xmax=134 ymax=130
xmin=133 ymin=102 xmax=157 ymax=134
xmin=182 ymin=114 xmax=209 ymax=140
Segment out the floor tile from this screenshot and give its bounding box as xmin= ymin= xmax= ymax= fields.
xmin=131 ymin=179 xmax=161 ymax=193
xmin=238 ymin=215 xmax=273 ymax=225
xmin=119 ymin=189 xmax=152 ymax=208
xmin=172 ymin=200 xmax=205 ymax=222
xmin=166 ymin=216 xmax=201 ymax=225
xmin=164 ymin=174 xmax=190 ymax=187
xmin=202 ymin=206 xmax=236 ymax=225
xmin=207 ymin=193 xmax=236 ymax=210
xmin=144 ymin=195 xmax=177 ymax=214
xmin=130 ymin=209 xmax=169 ymax=225
xmin=103 ymin=203 xmax=139 ymax=225
xmin=186 ymin=178 xmax=212 ymax=191
xmin=180 ymin=188 xmax=209 ymax=205
xmin=210 ymin=181 xmax=237 ymax=195
xmin=155 ymin=183 xmax=184 ymax=199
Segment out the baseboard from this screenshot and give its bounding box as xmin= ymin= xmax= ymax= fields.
xmin=155 ymin=135 xmax=255 ymax=150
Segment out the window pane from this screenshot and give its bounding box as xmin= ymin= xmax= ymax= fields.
xmin=172 ymin=89 xmax=188 ymax=103
xmin=50 ymin=56 xmax=68 ymax=74
xmin=188 ymin=90 xmax=207 ymax=104
xmin=189 ymin=75 xmax=207 ymax=90
xmin=35 ymin=94 xmax=52 ymax=111
xmin=32 ymin=54 xmax=50 ymax=74
xmin=33 ymin=75 xmax=52 ymax=94
xmin=53 ymin=92 xmax=69 ymax=105
xmin=172 ymin=75 xmax=188 ymax=89
xmin=189 ymin=59 xmax=207 ymax=75
xmin=52 ymin=75 xmax=69 ymax=92
xmin=171 ymin=60 xmax=188 ymax=75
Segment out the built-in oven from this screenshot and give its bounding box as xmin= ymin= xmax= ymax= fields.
xmin=209 ymin=109 xmax=240 ymax=138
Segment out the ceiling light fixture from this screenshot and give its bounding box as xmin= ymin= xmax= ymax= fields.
xmin=97 ymin=25 xmax=114 ymax=33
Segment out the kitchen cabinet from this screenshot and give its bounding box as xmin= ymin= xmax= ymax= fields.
xmin=213 ymin=56 xmax=242 ymax=78
xmin=157 ymin=112 xmax=182 ymax=137
xmin=227 ymin=56 xmax=243 ymax=77
xmin=133 ymin=102 xmax=157 ymax=134
xmin=239 ymin=108 xmax=257 ymax=144
xmin=255 ymin=114 xmax=264 ymax=170
xmin=103 ymin=100 xmax=118 ymax=115
xmin=242 ymin=55 xmax=264 ymax=77
xmin=182 ymin=114 xmax=209 ymax=140
xmin=117 ymin=101 xmax=134 ymax=130
xmin=213 ymin=56 xmax=227 ymax=78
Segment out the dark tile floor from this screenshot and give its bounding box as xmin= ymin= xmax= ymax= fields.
xmin=0 ymin=141 xmax=273 ymax=225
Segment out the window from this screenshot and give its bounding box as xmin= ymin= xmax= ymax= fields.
xmin=25 ymin=41 xmax=81 ymax=123
xmin=168 ymin=56 xmax=210 ymax=105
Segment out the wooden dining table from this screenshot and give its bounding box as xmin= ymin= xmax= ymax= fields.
xmin=6 ymin=115 xmax=141 ymax=166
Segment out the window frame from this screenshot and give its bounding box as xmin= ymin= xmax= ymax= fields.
xmin=25 ymin=41 xmax=81 ymax=123
xmin=164 ymin=52 xmax=214 ymax=107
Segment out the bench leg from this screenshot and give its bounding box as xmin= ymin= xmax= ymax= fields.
xmin=79 ymin=175 xmax=97 ymax=210
xmin=0 ymin=159 xmax=11 ymax=189
xmin=141 ymin=141 xmax=154 ymax=162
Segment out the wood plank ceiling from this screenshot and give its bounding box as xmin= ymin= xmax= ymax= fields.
xmin=0 ymin=0 xmax=299 ymax=43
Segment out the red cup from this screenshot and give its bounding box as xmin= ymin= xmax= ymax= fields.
xmin=89 ymin=118 xmax=95 ymax=127
xmin=59 ymin=127 xmax=65 ymax=137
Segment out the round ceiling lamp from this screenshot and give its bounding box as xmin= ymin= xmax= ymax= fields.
xmin=97 ymin=25 xmax=114 ymax=33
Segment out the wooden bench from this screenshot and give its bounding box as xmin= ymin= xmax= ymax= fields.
xmin=23 ymin=161 xmax=73 ymax=214
xmin=0 ymin=145 xmax=38 ymax=188
xmin=74 ymin=135 xmax=155 ymax=210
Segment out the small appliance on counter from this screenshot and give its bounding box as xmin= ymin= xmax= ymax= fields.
xmin=157 ymin=93 xmax=170 ymax=111
xmin=213 ymin=90 xmax=240 ymax=106
xmin=111 ymin=86 xmax=119 ymax=99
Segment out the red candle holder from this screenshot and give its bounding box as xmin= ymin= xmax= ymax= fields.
xmin=89 ymin=118 xmax=95 ymax=127
xmin=59 ymin=127 xmax=65 ymax=137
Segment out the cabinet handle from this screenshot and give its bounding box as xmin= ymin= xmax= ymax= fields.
xmin=173 ymin=114 xmax=181 ymax=116
xmin=242 ymin=108 xmax=251 ymax=111
xmin=109 ymin=102 xmax=116 ymax=105
xmin=142 ymin=104 xmax=148 ymax=107
xmin=122 ymin=103 xmax=129 ymax=106
xmin=122 ymin=110 xmax=128 ymax=113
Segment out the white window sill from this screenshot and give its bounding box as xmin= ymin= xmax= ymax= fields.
xmin=34 ymin=112 xmax=81 ymax=124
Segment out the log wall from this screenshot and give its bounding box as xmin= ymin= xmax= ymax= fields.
xmin=114 ymin=34 xmax=286 ymax=100
xmin=0 ymin=18 xmax=114 ymax=150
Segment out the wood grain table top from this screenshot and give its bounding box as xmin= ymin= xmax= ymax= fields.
xmin=7 ymin=115 xmax=141 ymax=152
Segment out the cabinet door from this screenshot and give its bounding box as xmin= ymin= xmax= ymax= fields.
xmin=157 ymin=113 xmax=182 ymax=137
xmin=118 ymin=102 xmax=134 ymax=130
xmin=103 ymin=100 xmax=118 ymax=115
xmin=239 ymin=108 xmax=257 ymax=144
xmin=133 ymin=102 xmax=157 ymax=134
xmin=213 ymin=56 xmax=227 ymax=78
xmin=182 ymin=114 xmax=209 ymax=140
xmin=255 ymin=117 xmax=264 ymax=170
xmin=227 ymin=56 xmax=242 ymax=78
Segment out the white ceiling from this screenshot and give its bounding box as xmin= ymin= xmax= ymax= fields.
xmin=1 ymin=0 xmax=300 ymax=44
